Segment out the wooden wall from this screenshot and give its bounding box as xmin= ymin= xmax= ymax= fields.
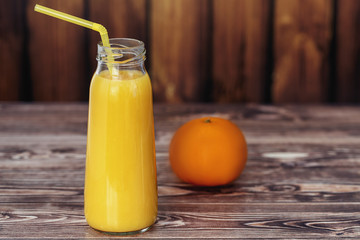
xmin=0 ymin=0 xmax=359 ymax=103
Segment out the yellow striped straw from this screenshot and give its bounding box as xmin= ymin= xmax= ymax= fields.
xmin=34 ymin=4 xmax=115 ymax=75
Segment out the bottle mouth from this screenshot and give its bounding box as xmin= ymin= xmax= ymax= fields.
xmin=97 ymin=38 xmax=146 ymax=65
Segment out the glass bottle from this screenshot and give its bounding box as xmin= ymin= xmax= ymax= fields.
xmin=84 ymin=38 xmax=157 ymax=234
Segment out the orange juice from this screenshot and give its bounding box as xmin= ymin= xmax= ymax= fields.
xmin=85 ymin=70 xmax=157 ymax=233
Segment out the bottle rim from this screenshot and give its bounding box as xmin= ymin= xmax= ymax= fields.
xmin=97 ymin=38 xmax=146 ymax=65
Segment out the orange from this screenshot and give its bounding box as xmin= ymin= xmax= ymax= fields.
xmin=169 ymin=117 xmax=247 ymax=186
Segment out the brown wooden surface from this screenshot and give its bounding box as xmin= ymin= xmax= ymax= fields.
xmin=1 ymin=103 xmax=360 ymax=238
xmin=336 ymin=0 xmax=360 ymax=102
xmin=0 ymin=0 xmax=24 ymax=100
xmin=150 ymin=0 xmax=210 ymax=102
xmin=273 ymin=0 xmax=332 ymax=103
xmin=212 ymin=0 xmax=272 ymax=102
xmin=28 ymin=0 xmax=87 ymax=101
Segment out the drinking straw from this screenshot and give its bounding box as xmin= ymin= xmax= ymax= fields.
xmin=34 ymin=4 xmax=115 ymax=75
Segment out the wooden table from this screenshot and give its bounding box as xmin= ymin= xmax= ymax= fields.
xmin=1 ymin=104 xmax=360 ymax=239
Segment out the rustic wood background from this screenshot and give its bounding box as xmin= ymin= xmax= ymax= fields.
xmin=1 ymin=0 xmax=359 ymax=103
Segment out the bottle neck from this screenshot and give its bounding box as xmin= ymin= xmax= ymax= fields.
xmin=96 ymin=38 xmax=146 ymax=76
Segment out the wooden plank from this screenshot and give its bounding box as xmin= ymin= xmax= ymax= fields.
xmin=0 ymin=202 xmax=360 ymax=239
xmin=88 ymin=0 xmax=147 ymax=73
xmin=2 ymin=104 xmax=360 ymax=138
xmin=273 ymin=0 xmax=333 ymax=103
xmin=0 ymin=0 xmax=24 ymax=100
xmin=336 ymin=0 xmax=360 ymax=102
xmin=2 ymin=165 xmax=358 ymax=202
xmin=212 ymin=0 xmax=272 ymax=102
xmin=150 ymin=0 xmax=210 ymax=102
xmin=1 ymin=182 xmax=360 ymax=204
xmin=2 ymin=202 xmax=360 ymax=215
xmin=27 ymin=0 xmax=87 ymax=101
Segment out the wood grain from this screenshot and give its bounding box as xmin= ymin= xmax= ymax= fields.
xmin=0 ymin=0 xmax=24 ymax=100
xmin=2 ymin=1 xmax=360 ymax=103
xmin=273 ymin=0 xmax=333 ymax=103
xmin=212 ymin=0 xmax=272 ymax=102
xmin=336 ymin=0 xmax=360 ymax=102
xmin=0 ymin=104 xmax=360 ymax=238
xmin=150 ymin=0 xmax=210 ymax=102
xmin=88 ymin=0 xmax=147 ymax=73
xmin=27 ymin=0 xmax=87 ymax=101
xmin=1 ymin=202 xmax=359 ymax=238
